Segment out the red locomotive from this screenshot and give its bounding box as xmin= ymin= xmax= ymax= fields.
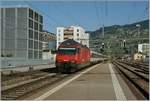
xmin=56 ymin=39 xmax=91 ymax=73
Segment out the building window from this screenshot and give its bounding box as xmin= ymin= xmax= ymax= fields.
xmin=34 ymin=50 xmax=38 ymax=59
xmin=39 ymin=42 xmax=42 ymax=50
xmin=29 ymin=19 xmax=33 ymax=28
xmin=64 ymin=37 xmax=69 ymax=40
xmin=34 ymin=41 xmax=38 ymax=49
xmin=34 ymin=12 xmax=38 ymax=21
xmin=34 ymin=31 xmax=38 ymax=40
xmin=34 ymin=22 xmax=38 ymax=30
xmin=29 ymin=30 xmax=33 ymax=39
xmin=29 ymin=40 xmax=33 ymax=48
xmin=77 ymin=29 xmax=79 ymax=32
xmin=39 ymin=24 xmax=42 ymax=31
xmin=39 ymin=33 xmax=42 ymax=41
xmin=39 ymin=15 xmax=43 ymax=23
xmin=29 ymin=9 xmax=33 ymax=18
xmin=39 ymin=51 xmax=42 ymax=59
xmin=28 ymin=50 xmax=33 ymax=59
xmin=77 ymin=33 xmax=79 ymax=36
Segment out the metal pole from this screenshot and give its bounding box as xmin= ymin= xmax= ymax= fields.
xmin=102 ymin=24 xmax=104 ymax=38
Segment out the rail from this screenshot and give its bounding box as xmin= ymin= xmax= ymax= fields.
xmin=112 ymin=60 xmax=149 ymax=100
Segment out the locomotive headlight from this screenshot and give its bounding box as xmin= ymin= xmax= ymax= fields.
xmin=71 ymin=60 xmax=76 ymax=63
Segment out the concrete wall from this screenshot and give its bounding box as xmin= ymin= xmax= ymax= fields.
xmin=1 ymin=57 xmax=55 ymax=68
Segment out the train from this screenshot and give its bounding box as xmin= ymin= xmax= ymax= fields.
xmin=56 ymin=39 xmax=91 ymax=73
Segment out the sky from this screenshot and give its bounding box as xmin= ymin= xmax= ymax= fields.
xmin=1 ymin=0 xmax=149 ymax=33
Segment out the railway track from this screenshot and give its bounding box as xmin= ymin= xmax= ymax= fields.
xmin=1 ymin=60 xmax=103 ymax=100
xmin=2 ymin=71 xmax=50 ymax=91
xmin=1 ymin=72 xmax=69 ymax=100
xmin=112 ymin=60 xmax=149 ymax=100
xmin=1 ymin=67 xmax=70 ymax=100
xmin=118 ymin=60 xmax=149 ymax=74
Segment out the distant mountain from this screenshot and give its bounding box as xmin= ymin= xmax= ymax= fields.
xmin=89 ymin=19 xmax=149 ymax=38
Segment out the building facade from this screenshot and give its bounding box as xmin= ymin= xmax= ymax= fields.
xmin=1 ymin=7 xmax=43 ymax=59
xmin=56 ymin=26 xmax=89 ymax=48
xmin=138 ymin=43 xmax=149 ymax=56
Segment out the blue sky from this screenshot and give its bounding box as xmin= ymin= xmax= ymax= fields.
xmin=1 ymin=0 xmax=149 ymax=33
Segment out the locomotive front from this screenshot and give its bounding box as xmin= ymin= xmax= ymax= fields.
xmin=56 ymin=39 xmax=91 ymax=73
xmin=56 ymin=47 xmax=80 ymax=73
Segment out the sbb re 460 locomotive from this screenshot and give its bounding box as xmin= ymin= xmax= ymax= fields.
xmin=56 ymin=39 xmax=91 ymax=73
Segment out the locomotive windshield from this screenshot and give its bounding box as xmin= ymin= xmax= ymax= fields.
xmin=58 ymin=48 xmax=79 ymax=55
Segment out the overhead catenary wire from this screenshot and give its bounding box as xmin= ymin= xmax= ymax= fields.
xmin=100 ymin=2 xmax=105 ymax=38
xmin=94 ymin=1 xmax=101 ymax=28
xmin=137 ymin=2 xmax=149 ymax=21
xmin=24 ymin=1 xmax=60 ymax=28
xmin=50 ymin=2 xmax=79 ymax=27
xmin=25 ymin=1 xmax=85 ymax=29
xmin=104 ymin=0 xmax=108 ymax=26
xmin=94 ymin=1 xmax=106 ymax=38
xmin=132 ymin=2 xmax=148 ymax=23
xmin=59 ymin=1 xmax=82 ymax=27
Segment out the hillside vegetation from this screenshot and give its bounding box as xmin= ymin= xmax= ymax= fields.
xmin=89 ymin=19 xmax=149 ymax=57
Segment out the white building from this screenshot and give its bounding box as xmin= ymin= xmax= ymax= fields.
xmin=56 ymin=26 xmax=89 ymax=48
xmin=138 ymin=43 xmax=149 ymax=56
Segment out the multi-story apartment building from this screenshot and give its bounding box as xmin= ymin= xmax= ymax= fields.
xmin=1 ymin=7 xmax=43 ymax=59
xmin=56 ymin=26 xmax=89 ymax=48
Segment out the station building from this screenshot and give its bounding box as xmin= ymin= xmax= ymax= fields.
xmin=1 ymin=7 xmax=43 ymax=59
xmin=42 ymin=30 xmax=56 ymax=51
xmin=42 ymin=31 xmax=56 ymax=60
xmin=138 ymin=43 xmax=149 ymax=56
xmin=56 ymin=26 xmax=89 ymax=49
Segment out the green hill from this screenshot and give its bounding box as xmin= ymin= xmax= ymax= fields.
xmin=89 ymin=19 xmax=149 ymax=57
xmin=89 ymin=19 xmax=149 ymax=38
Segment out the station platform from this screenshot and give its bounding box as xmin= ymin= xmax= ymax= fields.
xmin=31 ymin=62 xmax=137 ymax=100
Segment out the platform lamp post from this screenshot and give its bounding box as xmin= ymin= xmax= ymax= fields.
xmin=123 ymin=39 xmax=126 ymax=55
xmin=123 ymin=39 xmax=126 ymax=49
xmin=136 ymin=24 xmax=141 ymax=37
xmin=102 ymin=43 xmax=105 ymax=49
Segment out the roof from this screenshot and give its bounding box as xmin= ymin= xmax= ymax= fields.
xmin=0 ymin=6 xmax=43 ymax=16
xmin=134 ymin=52 xmax=143 ymax=55
xmin=61 ymin=39 xmax=79 ymax=46
xmin=60 ymin=39 xmax=88 ymax=48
